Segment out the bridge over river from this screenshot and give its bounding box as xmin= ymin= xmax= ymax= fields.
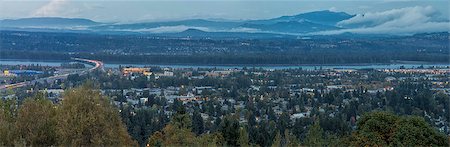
xmin=0 ymin=58 xmax=103 ymax=90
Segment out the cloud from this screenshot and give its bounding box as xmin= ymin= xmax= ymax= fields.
xmin=338 ymin=6 xmax=438 ymax=27
xmin=32 ymin=0 xmax=69 ymax=17
xmin=315 ymin=6 xmax=449 ymax=35
xmin=228 ymin=27 xmax=260 ymax=33
xmin=315 ymin=22 xmax=449 ymax=35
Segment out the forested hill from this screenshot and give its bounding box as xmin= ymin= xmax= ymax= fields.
xmin=1 ymin=31 xmax=448 ymax=65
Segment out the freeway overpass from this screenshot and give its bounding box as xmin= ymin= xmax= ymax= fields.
xmin=0 ymin=58 xmax=103 ymax=90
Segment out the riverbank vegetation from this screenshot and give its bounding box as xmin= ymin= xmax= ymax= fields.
xmin=1 ymin=31 xmax=448 ymax=65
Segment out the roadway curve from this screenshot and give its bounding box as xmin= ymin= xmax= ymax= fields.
xmin=72 ymin=58 xmax=104 ymax=72
xmin=0 ymin=58 xmax=103 ymax=90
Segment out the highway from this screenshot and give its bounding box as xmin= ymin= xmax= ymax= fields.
xmin=0 ymin=58 xmax=103 ymax=90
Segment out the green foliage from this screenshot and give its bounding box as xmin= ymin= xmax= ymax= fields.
xmin=284 ymin=129 xmax=301 ymax=147
xmin=158 ymin=123 xmax=197 ymax=146
xmin=353 ymin=111 xmax=398 ymax=146
xmin=0 ymin=98 xmax=17 ymax=146
xmin=352 ymin=111 xmax=449 ymax=146
xmin=197 ymin=132 xmax=225 ymax=146
xmin=238 ymin=127 xmax=250 ymax=147
xmin=192 ymin=109 xmax=205 ymax=135
xmin=271 ymin=131 xmax=282 ymax=147
xmin=147 ymin=131 xmax=163 ymax=147
xmin=219 ymin=115 xmax=240 ymax=146
xmin=391 ymin=116 xmax=448 ymax=146
xmin=124 ymin=107 xmax=167 ymax=146
xmin=304 ymin=120 xmax=324 ymax=146
xmin=147 ymin=112 xmax=243 ymax=147
xmin=2 ymin=84 xmax=137 ymax=146
xmin=57 ymin=84 xmax=136 ymax=146
xmin=147 ymin=112 xmax=198 ymax=146
xmin=15 ymin=93 xmax=57 ymax=146
xmin=170 ymin=110 xmax=192 ymax=129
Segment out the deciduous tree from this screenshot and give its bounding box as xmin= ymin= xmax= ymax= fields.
xmin=56 ymin=84 xmax=136 ymax=146
xmin=352 ymin=111 xmax=448 ymax=146
xmin=15 ymin=93 xmax=57 ymax=146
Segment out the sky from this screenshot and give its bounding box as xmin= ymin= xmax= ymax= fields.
xmin=0 ymin=0 xmax=449 ymax=23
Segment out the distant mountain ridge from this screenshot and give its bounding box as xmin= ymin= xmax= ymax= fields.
xmin=1 ymin=10 xmax=445 ymax=36
xmin=0 ymin=10 xmax=354 ymax=35
xmin=250 ymin=10 xmax=354 ymax=25
xmin=91 ymin=19 xmax=242 ymax=30
xmin=241 ymin=20 xmax=341 ymax=34
xmin=0 ymin=17 xmax=100 ymax=28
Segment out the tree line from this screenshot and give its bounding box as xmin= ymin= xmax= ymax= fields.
xmin=1 ymin=83 xmax=448 ymax=146
xmin=2 ymin=50 xmax=450 ymax=65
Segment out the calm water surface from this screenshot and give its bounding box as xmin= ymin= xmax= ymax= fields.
xmin=1 ymin=59 xmax=449 ymax=70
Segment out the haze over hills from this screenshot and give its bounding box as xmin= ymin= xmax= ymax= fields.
xmin=0 ymin=17 xmax=100 ymax=28
xmin=0 ymin=9 xmax=448 ymax=37
xmin=1 ymin=10 xmax=348 ymax=35
xmin=249 ymin=10 xmax=354 ymax=25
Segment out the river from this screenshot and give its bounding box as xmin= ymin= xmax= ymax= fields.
xmin=1 ymin=59 xmax=449 ymax=70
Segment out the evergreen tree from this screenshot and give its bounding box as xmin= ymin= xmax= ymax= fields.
xmin=219 ymin=115 xmax=240 ymax=146
xmin=278 ymin=112 xmax=290 ymax=136
xmin=271 ymin=131 xmax=282 ymax=147
xmin=304 ymin=120 xmax=324 ymax=146
xmin=147 ymin=110 xmax=197 ymax=146
xmin=238 ymin=127 xmax=250 ymax=147
xmin=172 ymin=98 xmax=183 ymax=113
xmin=127 ymin=108 xmax=158 ymax=146
xmin=284 ymin=129 xmax=300 ymax=147
xmin=192 ymin=109 xmax=205 ymax=135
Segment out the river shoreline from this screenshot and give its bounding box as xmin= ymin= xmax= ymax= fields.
xmin=1 ymin=59 xmax=449 ymax=70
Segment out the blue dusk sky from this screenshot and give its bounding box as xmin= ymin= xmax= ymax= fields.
xmin=0 ymin=0 xmax=448 ymax=23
